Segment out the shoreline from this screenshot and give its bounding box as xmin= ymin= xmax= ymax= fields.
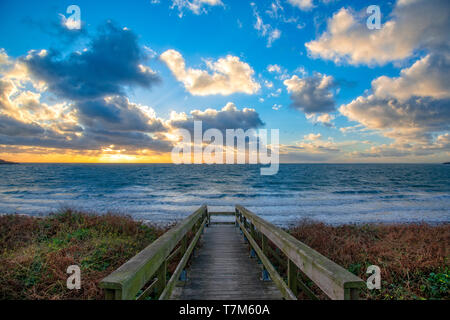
xmin=2 ymin=210 xmax=448 ymax=228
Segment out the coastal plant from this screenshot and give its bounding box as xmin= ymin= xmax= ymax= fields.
xmin=0 ymin=210 xmax=166 ymax=300
xmin=287 ymin=220 xmax=449 ymax=300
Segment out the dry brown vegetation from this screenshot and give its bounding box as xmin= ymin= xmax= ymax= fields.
xmin=1 ymin=211 xmax=448 ymax=300
xmin=288 ymin=220 xmax=449 ymax=300
xmin=0 ymin=210 xmax=165 ymax=300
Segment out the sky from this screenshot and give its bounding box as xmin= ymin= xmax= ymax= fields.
xmin=0 ymin=0 xmax=449 ymax=163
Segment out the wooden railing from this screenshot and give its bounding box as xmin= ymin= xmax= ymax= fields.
xmin=235 ymin=205 xmax=365 ymax=300
xmin=99 ymin=205 xmax=208 ymax=300
xmin=99 ymin=205 xmax=365 ymax=300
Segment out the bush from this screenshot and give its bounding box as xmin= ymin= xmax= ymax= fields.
xmin=0 ymin=210 xmax=165 ymax=300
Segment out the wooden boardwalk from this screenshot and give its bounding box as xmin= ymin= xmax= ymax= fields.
xmin=171 ymin=224 xmax=283 ymax=300
xmin=100 ymin=206 xmax=365 ymax=300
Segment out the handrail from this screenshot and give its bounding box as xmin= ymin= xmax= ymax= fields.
xmin=235 ymin=205 xmax=365 ymax=300
xmin=99 ymin=205 xmax=207 ymax=300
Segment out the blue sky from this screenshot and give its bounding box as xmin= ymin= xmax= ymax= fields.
xmin=0 ymin=0 xmax=448 ymax=163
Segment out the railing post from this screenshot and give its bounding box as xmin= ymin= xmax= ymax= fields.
xmin=288 ymin=259 xmax=298 ymax=297
xmin=156 ymin=260 xmax=167 ymax=297
xmin=250 ymin=223 xmax=256 ymax=239
xmin=262 ymin=234 xmax=268 ymax=256
xmin=181 ymin=234 xmax=187 ymax=255
xmin=344 ymin=287 xmax=360 ymax=300
xmin=104 ymin=289 xmax=116 ymax=300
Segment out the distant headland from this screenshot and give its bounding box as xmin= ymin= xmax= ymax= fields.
xmin=0 ymin=159 xmax=18 ymax=164
xmin=444 ymin=162 xmax=450 ymax=165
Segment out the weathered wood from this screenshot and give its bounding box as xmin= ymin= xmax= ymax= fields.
xmin=208 ymin=212 xmax=235 ymax=216
xmin=236 ymin=218 xmax=297 ymax=300
xmin=262 ymin=234 xmax=268 ymax=256
xmin=160 ymin=217 xmax=207 ymax=300
xmin=136 ymin=278 xmax=158 ymax=300
xmin=210 ymin=221 xmax=236 ymax=225
xmin=99 ymin=205 xmax=207 ymax=300
xmin=167 ymin=246 xmax=182 ymax=262
xmin=288 ymin=259 xmax=298 ymax=296
xmin=172 ymin=225 xmax=284 ymax=300
xmin=297 ymin=277 xmax=318 ymax=300
xmin=267 ymin=245 xmax=287 ymax=268
xmin=155 ymin=260 xmax=166 ymax=297
xmin=104 ymin=289 xmax=115 ymax=300
xmin=236 ymin=205 xmax=365 ymax=300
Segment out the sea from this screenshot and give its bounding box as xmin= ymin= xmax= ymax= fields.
xmin=0 ymin=163 xmax=449 ymax=226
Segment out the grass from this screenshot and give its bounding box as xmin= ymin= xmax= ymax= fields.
xmin=0 ymin=209 xmax=165 ymax=300
xmin=287 ymin=220 xmax=449 ymax=300
xmin=0 ymin=211 xmax=448 ymax=300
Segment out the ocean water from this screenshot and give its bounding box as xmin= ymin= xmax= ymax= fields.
xmin=0 ymin=164 xmax=449 ymax=226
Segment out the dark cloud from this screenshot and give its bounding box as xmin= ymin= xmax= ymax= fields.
xmin=22 ymin=15 xmax=88 ymax=44
xmin=169 ymin=102 xmax=264 ymax=133
xmin=75 ymin=96 xmax=165 ymax=133
xmin=284 ymin=73 xmax=336 ymax=114
xmin=0 ymin=21 xmax=173 ymax=154
xmin=23 ymin=21 xmax=160 ymax=101
xmin=0 ymin=123 xmax=173 ymax=153
xmin=0 ymin=115 xmax=44 ymax=136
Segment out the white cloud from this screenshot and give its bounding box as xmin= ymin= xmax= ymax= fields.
xmin=339 ymin=53 xmax=450 ymax=144
xmin=267 ymin=64 xmax=282 ymax=73
xmin=264 ymin=80 xmax=274 ymax=88
xmin=306 ymin=113 xmax=335 ymax=127
xmin=160 ymin=49 xmax=260 ymax=96
xmin=287 ymin=0 xmax=315 ymax=11
xmin=272 ymin=104 xmax=282 ymax=110
xmin=252 ymin=4 xmax=281 ymax=47
xmin=306 ymin=0 xmax=450 ymax=65
xmin=304 ymin=133 xmax=322 ymax=140
xmin=170 ymin=0 xmax=223 ymax=17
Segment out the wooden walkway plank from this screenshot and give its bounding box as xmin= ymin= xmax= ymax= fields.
xmin=171 ymin=224 xmax=283 ymax=300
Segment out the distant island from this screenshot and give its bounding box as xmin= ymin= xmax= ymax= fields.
xmin=444 ymin=162 xmax=450 ymax=165
xmin=0 ymin=159 xmax=18 ymax=164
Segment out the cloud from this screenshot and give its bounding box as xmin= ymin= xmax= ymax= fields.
xmin=168 ymin=102 xmax=264 ymax=133
xmin=169 ymin=0 xmax=224 ymax=17
xmin=75 ymin=96 xmax=166 ymax=133
xmin=304 ymin=133 xmax=322 ymax=140
xmin=0 ymin=22 xmax=173 ymax=155
xmin=286 ymin=0 xmax=315 ymax=11
xmin=272 ymin=104 xmax=282 ymax=110
xmin=280 ymin=137 xmax=342 ymax=162
xmin=22 ymin=15 xmax=87 ymax=44
xmin=283 ymin=73 xmax=336 ymax=114
xmin=0 ymin=114 xmax=44 ymax=137
xmin=306 ymin=113 xmax=335 ymax=127
xmin=251 ymin=3 xmax=282 ymax=47
xmin=350 ymin=133 xmax=450 ymax=159
xmin=305 ymin=0 xmax=450 ymax=65
xmin=23 ymin=22 xmax=160 ymax=101
xmin=267 ymin=64 xmax=282 ymax=73
xmin=339 ymin=53 xmax=450 ymax=145
xmin=160 ymin=49 xmax=260 ymax=96
xmin=0 ymin=77 xmax=172 ymax=152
